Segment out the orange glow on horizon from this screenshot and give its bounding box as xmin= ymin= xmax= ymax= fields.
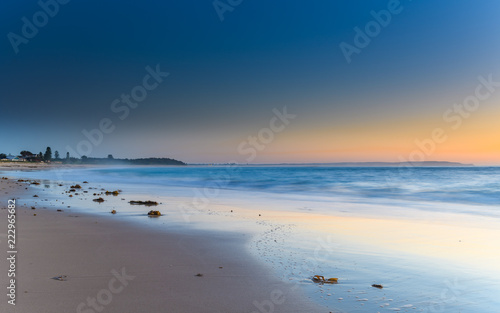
xmin=249 ymin=103 xmax=500 ymax=165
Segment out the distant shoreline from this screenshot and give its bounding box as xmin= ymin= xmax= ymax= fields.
xmin=1 ymin=161 xmax=482 ymax=169
xmin=188 ymin=161 xmax=476 ymax=167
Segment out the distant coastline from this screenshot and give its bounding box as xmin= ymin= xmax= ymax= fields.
xmin=190 ymin=161 xmax=475 ymax=167
xmin=0 ymin=148 xmax=186 ymax=166
xmin=0 ymin=158 xmax=476 ymax=168
xmin=275 ymin=161 xmax=475 ymax=167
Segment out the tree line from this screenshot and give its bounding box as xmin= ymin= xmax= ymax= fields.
xmin=0 ymin=147 xmax=185 ymax=165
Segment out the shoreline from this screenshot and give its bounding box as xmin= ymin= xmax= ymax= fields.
xmin=0 ymin=177 xmax=326 ymax=313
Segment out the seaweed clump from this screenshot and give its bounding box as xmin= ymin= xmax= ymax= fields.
xmin=147 ymin=210 xmax=161 ymax=216
xmin=129 ymin=200 xmax=158 ymax=206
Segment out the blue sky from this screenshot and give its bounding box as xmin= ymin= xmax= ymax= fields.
xmin=1 ymin=0 xmax=499 ymax=163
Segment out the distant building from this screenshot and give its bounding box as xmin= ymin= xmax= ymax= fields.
xmin=4 ymin=154 xmax=25 ymax=162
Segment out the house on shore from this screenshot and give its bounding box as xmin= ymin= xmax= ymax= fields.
xmin=1 ymin=154 xmax=26 ymax=162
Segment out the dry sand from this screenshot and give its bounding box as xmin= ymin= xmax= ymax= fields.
xmin=0 ymin=175 xmax=326 ymax=313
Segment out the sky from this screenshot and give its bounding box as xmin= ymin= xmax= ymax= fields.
xmin=1 ymin=0 xmax=499 ymax=164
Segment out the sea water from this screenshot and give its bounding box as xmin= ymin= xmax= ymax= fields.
xmin=18 ymin=165 xmax=500 ymax=206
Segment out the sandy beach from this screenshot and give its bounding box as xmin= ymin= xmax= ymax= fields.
xmin=0 ymin=170 xmax=326 ymax=313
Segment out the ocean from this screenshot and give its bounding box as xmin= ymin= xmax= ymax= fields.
xmin=20 ymin=165 xmax=500 ymax=205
